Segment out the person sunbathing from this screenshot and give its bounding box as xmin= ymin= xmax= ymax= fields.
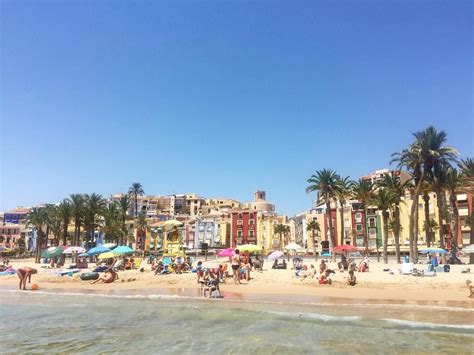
xmin=91 ymin=269 xmax=118 ymax=284
xmin=17 ymin=267 xmax=37 ymax=290
xmin=467 ymin=280 xmax=474 ymax=298
xmin=347 ymin=270 xmax=357 ymax=286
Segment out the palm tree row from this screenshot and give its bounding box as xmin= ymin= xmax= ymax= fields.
xmin=307 ymin=126 xmax=472 ymax=264
xmin=27 ymin=183 xmax=147 ymax=262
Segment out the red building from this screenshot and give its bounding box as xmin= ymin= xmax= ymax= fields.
xmin=231 ymin=210 xmax=257 ymax=247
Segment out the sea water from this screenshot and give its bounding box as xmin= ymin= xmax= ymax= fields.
xmin=0 ymin=290 xmax=473 ymax=354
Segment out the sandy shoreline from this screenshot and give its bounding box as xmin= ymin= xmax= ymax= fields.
xmin=1 ymin=258 xmax=473 ymax=308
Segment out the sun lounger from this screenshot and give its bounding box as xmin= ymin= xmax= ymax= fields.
xmin=399 ymin=263 xmax=413 ymax=275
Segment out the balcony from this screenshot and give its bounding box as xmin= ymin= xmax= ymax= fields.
xmin=457 ymin=194 xmax=467 ymax=201
xmin=459 ymin=208 xmax=469 ymax=217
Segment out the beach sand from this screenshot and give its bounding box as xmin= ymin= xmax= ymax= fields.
xmin=1 ymin=257 xmax=473 ymax=307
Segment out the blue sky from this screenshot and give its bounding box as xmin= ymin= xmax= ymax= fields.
xmin=1 ymin=0 xmax=472 ymax=215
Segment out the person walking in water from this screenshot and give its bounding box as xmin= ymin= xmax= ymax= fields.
xmin=17 ymin=267 xmax=37 ymax=290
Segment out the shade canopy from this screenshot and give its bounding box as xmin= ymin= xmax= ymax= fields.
xmin=284 ymin=243 xmax=303 ymax=251
xmin=63 ymin=246 xmax=86 ymax=254
xmin=267 ymin=250 xmax=284 ymax=260
xmin=41 ymin=246 xmax=64 ymax=258
xmin=112 ymin=246 xmax=134 ymax=256
xmin=419 ymin=247 xmax=448 ymax=254
xmin=98 ymin=251 xmax=115 ymax=260
xmin=86 ymin=246 xmax=111 ymax=256
xmin=217 ymin=248 xmax=235 ymax=257
xmin=102 ymin=243 xmax=117 ymax=249
xmin=236 ymin=244 xmax=262 ymax=253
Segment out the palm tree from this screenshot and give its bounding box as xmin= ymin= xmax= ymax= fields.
xmin=306 ymin=169 xmax=340 ymax=261
xmin=350 ymin=179 xmax=375 ymax=255
xmin=423 ymin=218 xmax=439 ymax=247
xmin=431 ymin=164 xmax=449 ymax=249
xmin=100 ymin=203 xmax=121 ymax=243
xmin=378 ymin=174 xmax=411 ymax=263
xmin=371 ymin=189 xmax=397 ymax=263
xmin=27 ymin=207 xmax=48 ymax=263
xmin=69 ymin=194 xmax=85 ymax=246
xmin=135 ymin=213 xmax=149 ymax=251
xmin=335 ymin=176 xmax=351 ymax=246
xmin=445 ymin=168 xmax=463 ymax=264
xmin=118 ymin=195 xmax=131 ymax=244
xmin=392 ymin=126 xmax=457 ymax=262
xmin=57 ymin=200 xmax=72 ymax=246
xmin=46 ymin=206 xmax=62 ymax=246
xmin=274 ymin=224 xmax=289 ymax=249
xmin=306 ymin=219 xmax=320 ymax=261
xmin=128 ymin=183 xmax=145 ymax=217
xmin=459 ymin=157 xmax=474 ymax=264
xmin=420 ymin=180 xmax=433 ymax=247
xmin=83 ymin=193 xmax=105 ymax=247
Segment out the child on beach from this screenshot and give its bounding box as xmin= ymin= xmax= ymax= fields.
xmin=347 ymin=270 xmax=357 ymax=286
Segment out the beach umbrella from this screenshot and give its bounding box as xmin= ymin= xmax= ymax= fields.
xmin=162 ymin=219 xmax=183 ymax=228
xmin=217 ymin=248 xmax=235 ymax=257
xmin=321 ymin=252 xmax=332 ymax=257
xmin=102 ymin=243 xmax=117 ymax=249
xmin=284 ymin=243 xmax=303 ymax=251
xmin=461 ymin=245 xmax=474 ymax=254
xmin=419 ymin=247 xmax=448 ymax=254
xmin=63 ymin=246 xmax=86 ymax=254
xmin=98 ymin=251 xmax=115 ymax=260
xmin=237 ymin=244 xmax=262 ymax=253
xmin=86 ymin=246 xmax=110 ymax=256
xmin=268 ymin=250 xmax=284 ymax=260
xmin=41 ymin=246 xmax=64 ymax=259
xmin=112 ymin=246 xmax=134 ymax=256
xmin=334 ymin=245 xmax=357 ymax=254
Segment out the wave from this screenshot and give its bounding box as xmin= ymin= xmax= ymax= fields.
xmin=264 ymin=310 xmax=360 ymax=322
xmin=382 ymin=318 xmax=474 ymax=331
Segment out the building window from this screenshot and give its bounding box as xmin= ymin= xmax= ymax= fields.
xmin=249 ymin=219 xmax=254 ymax=225
xmin=355 ymin=213 xmax=362 ymax=223
xmin=237 ymin=230 xmax=242 ymax=238
xmin=249 ymin=230 xmax=254 ymax=238
xmin=368 ymin=217 xmax=376 ymax=228
xmin=356 ymin=224 xmax=363 ymax=232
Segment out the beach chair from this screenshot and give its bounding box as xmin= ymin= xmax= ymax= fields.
xmin=133 ymin=258 xmax=142 ymax=269
xmin=399 ymin=263 xmax=413 ymax=275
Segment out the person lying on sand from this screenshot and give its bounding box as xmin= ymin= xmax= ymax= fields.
xmin=91 ymin=269 xmax=118 ymax=284
xmin=17 ymin=267 xmax=37 ymax=290
xmin=347 ymin=270 xmax=357 ymax=286
xmin=467 ymin=280 xmax=474 ymax=298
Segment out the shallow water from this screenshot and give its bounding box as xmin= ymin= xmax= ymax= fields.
xmin=0 ymin=290 xmax=473 ymax=354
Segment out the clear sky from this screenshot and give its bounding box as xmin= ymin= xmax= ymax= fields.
xmin=1 ymin=0 xmax=472 ymax=215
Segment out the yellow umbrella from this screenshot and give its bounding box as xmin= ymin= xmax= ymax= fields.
xmin=237 ymin=244 xmax=262 ymax=253
xmin=98 ymin=252 xmax=115 ymax=260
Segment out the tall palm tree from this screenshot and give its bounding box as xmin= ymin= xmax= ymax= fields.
xmin=423 ymin=218 xmax=439 ymax=247
xmin=69 ymin=194 xmax=85 ymax=246
xmin=306 ymin=169 xmax=340 ymax=261
xmin=128 ymin=183 xmax=145 ymax=217
xmin=378 ymin=174 xmax=411 ymax=263
xmin=135 ymin=213 xmax=149 ymax=250
xmin=57 ymin=199 xmax=73 ymax=246
xmin=118 ymin=195 xmax=131 ymax=244
xmin=420 ymin=180 xmax=433 ymax=246
xmin=27 ymin=207 xmax=48 ymax=263
xmin=445 ymin=168 xmax=463 ymax=264
xmin=371 ymin=188 xmax=397 ymax=263
xmin=350 ymin=179 xmax=375 ymax=255
xmin=83 ymin=193 xmax=106 ymax=247
xmin=274 ymin=224 xmax=289 ymax=249
xmin=306 ymin=219 xmax=320 ymax=261
xmin=335 ymin=176 xmax=351 ymax=246
xmin=431 ymin=164 xmax=449 ymax=249
xmin=459 ymin=157 xmax=474 ymax=264
xmin=47 ymin=206 xmax=62 ymax=246
xmin=392 ymin=126 xmax=457 ymax=262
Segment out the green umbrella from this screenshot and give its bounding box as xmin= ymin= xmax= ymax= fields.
xmin=41 ymin=246 xmax=64 ymax=258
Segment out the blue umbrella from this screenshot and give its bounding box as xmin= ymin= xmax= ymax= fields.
xmin=419 ymin=247 xmax=447 ymax=254
xmin=112 ymin=246 xmax=134 ymax=256
xmin=321 ymin=252 xmax=332 ymax=257
xmin=86 ymin=246 xmax=110 ymax=256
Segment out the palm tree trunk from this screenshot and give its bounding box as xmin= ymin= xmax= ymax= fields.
xmin=413 ymin=197 xmax=419 ymax=263
xmin=326 ymin=201 xmax=336 ymax=261
xmin=394 ymin=205 xmax=401 ymax=264
xmin=35 ymin=230 xmax=43 ymax=263
xmin=62 ymin=221 xmax=68 ymax=246
xmin=313 ymin=229 xmax=317 ymax=261
xmin=383 ymin=211 xmax=389 ymax=263
xmin=409 ymin=172 xmax=427 ymax=263
xmin=135 ymin=194 xmax=138 ymax=217
xmin=423 ymin=192 xmax=431 ymax=247
xmin=363 ymin=207 xmax=369 ymax=256
xmin=339 ymin=202 xmax=345 ymax=246
xmin=450 ymin=193 xmax=459 ymax=264
xmin=437 ymin=190 xmax=445 ymax=249
xmin=470 ymin=197 xmax=474 ymax=264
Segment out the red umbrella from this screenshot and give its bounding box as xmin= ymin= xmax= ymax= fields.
xmin=334 ymin=245 xmax=357 ymax=254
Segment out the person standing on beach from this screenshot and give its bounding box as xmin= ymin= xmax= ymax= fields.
xmin=17 ymin=267 xmax=37 ymax=290
xmin=231 ymin=249 xmax=241 ymax=284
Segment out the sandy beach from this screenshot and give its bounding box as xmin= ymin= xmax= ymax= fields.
xmin=2 ymin=257 xmax=473 ymax=306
